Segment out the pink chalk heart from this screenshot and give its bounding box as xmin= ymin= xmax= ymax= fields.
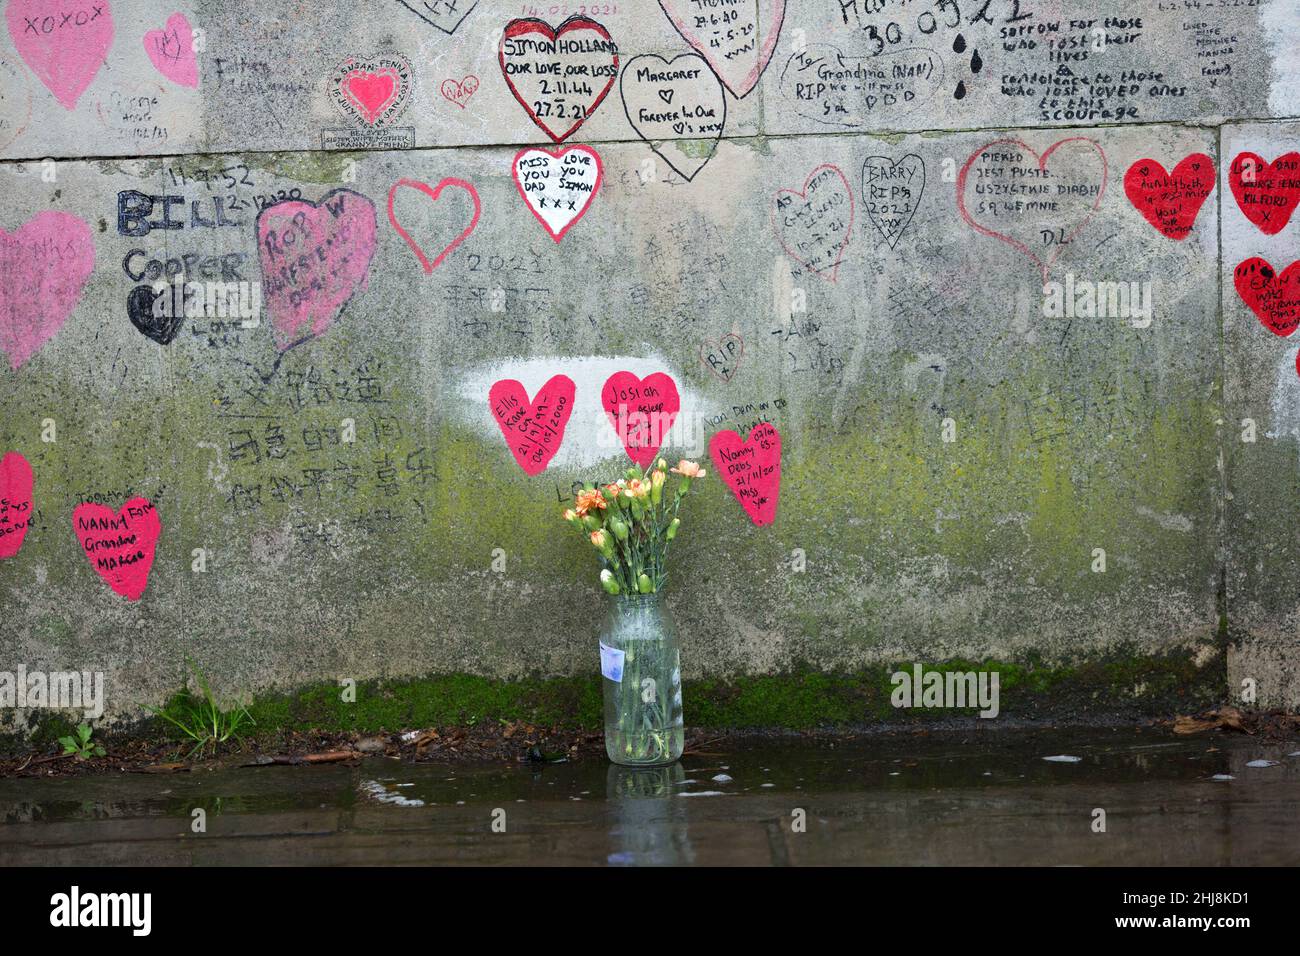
xmin=710 ymin=422 xmax=781 ymax=527
xmin=7 ymin=0 xmax=115 ymax=110
xmin=489 ymin=375 xmax=577 ymax=476
xmin=602 ymin=371 xmax=680 ymax=470
xmin=0 ymin=211 xmax=95 ymax=370
xmin=256 ymin=189 xmax=379 ymax=351
xmin=143 ymin=12 xmax=198 ymax=88
xmin=72 ymin=497 xmax=161 ymax=601
xmin=0 ymin=452 xmax=35 ymax=559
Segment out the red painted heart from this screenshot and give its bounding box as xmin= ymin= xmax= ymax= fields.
xmin=1234 ymin=257 xmax=1300 ymax=338
xmin=1123 ymin=153 xmax=1215 ymax=240
xmin=0 ymin=451 xmax=34 ymax=559
xmin=387 ymin=178 xmax=481 ymax=273
xmin=498 ymin=16 xmax=619 ymax=143
xmin=602 ymin=371 xmax=680 ymax=469
xmin=490 ymin=375 xmax=577 ymax=476
xmin=709 ymin=422 xmax=781 ymax=527
xmin=1229 ymin=151 xmax=1300 ymax=236
xmin=772 ymin=164 xmax=855 ymax=283
xmin=440 ymin=75 xmax=479 ymax=109
xmin=72 ymin=497 xmax=161 ymax=601
xmin=957 ymin=137 xmax=1108 ymax=282
xmin=345 ymin=70 xmax=397 ymax=124
xmin=0 ymin=211 xmax=95 ymax=369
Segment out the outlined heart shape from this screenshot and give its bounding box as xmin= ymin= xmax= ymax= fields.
xmin=957 ymin=137 xmax=1108 ymax=283
xmin=512 ymin=145 xmax=603 ymax=242
xmin=602 ymin=371 xmax=680 ymax=469
xmin=7 ymin=0 xmax=115 ymax=110
xmin=709 ymin=422 xmax=781 ymax=527
xmin=1123 ymin=153 xmax=1215 ymax=240
xmin=1234 ymin=257 xmax=1300 ymax=338
xmin=700 ymin=333 xmax=744 ymax=382
xmin=498 ymin=16 xmax=619 ymax=142
xmin=0 ymin=451 xmax=34 ymax=559
xmin=387 ymin=177 xmax=481 ymax=273
xmin=657 ymin=0 xmax=786 ymax=98
xmin=328 ymin=54 xmax=413 ymax=128
xmin=862 ymin=153 xmax=926 ymax=249
xmin=489 ymin=374 xmax=577 ymax=476
xmin=256 ymin=188 xmax=379 ymax=351
xmin=619 ymin=52 xmax=726 ymax=182
xmin=396 ymin=0 xmax=479 ymax=35
xmin=72 ymin=497 xmax=161 ymax=601
xmin=143 ymin=11 xmax=199 ymax=88
xmin=772 ymin=164 xmax=855 ymax=282
xmin=440 ymin=75 xmax=479 ymax=108
xmin=1229 ymin=151 xmax=1300 ymax=236
xmin=0 ymin=211 xmax=96 ymax=370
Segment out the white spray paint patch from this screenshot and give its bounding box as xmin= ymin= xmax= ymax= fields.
xmin=1266 ymin=346 xmax=1300 ymax=464
xmin=1263 ymin=0 xmax=1300 ymax=116
xmin=452 ymin=354 xmax=708 ymax=470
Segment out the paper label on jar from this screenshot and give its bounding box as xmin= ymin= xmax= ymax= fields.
xmin=599 ymin=642 xmax=624 ymax=683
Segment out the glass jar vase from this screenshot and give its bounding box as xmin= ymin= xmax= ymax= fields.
xmin=599 ymin=593 xmax=684 ymax=766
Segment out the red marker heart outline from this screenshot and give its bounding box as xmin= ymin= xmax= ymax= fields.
xmin=440 ymin=75 xmax=479 ymax=109
xmin=771 ymin=164 xmax=855 ymax=283
xmin=1229 ymin=151 xmax=1300 ymax=236
xmin=656 ymin=0 xmax=787 ymax=99
xmin=511 ymin=145 xmax=603 ymax=243
xmin=602 ymin=371 xmax=680 ymax=469
xmin=0 ymin=451 xmax=34 ymax=559
xmin=489 ymin=375 xmax=577 ymax=476
xmin=498 ymin=16 xmax=618 ymax=143
xmin=957 ymin=137 xmax=1109 ymax=282
xmin=709 ymin=422 xmax=782 ymax=527
xmin=1123 ymin=153 xmax=1215 ymax=241
xmin=72 ymin=497 xmax=161 ymax=601
xmin=1234 ymin=256 xmax=1300 ymax=338
xmin=387 ymin=177 xmax=481 ymax=274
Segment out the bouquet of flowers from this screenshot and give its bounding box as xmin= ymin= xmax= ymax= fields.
xmin=562 ymin=458 xmax=707 ymax=596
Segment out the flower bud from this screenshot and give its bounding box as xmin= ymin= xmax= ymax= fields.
xmin=583 ymin=514 xmax=602 ymax=532
xmin=608 ymin=516 xmax=629 ymax=541
xmin=650 ymin=470 xmax=665 ymax=505
xmin=666 ymin=517 xmax=680 ymax=540
xmin=600 ymin=569 xmax=620 ymax=595
xmin=637 ymin=572 xmax=653 ymax=594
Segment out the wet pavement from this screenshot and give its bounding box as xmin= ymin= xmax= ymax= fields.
xmin=2 ymin=727 xmax=1298 ymax=865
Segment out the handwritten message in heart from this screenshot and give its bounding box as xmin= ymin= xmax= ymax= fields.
xmin=512 ymin=145 xmax=602 ymax=242
xmin=1229 ymin=151 xmax=1300 ymax=236
xmin=701 ymin=333 xmax=744 ymax=382
xmin=328 ymin=54 xmax=413 ymax=127
xmin=489 ymin=375 xmax=576 ymax=476
xmin=620 ymin=53 xmax=726 ymax=182
xmin=7 ymin=0 xmax=114 ymax=109
xmin=387 ymin=177 xmax=480 ymax=273
xmin=780 ymin=45 xmax=942 ymax=127
xmin=603 ymin=372 xmax=680 ymax=469
xmin=1123 ymin=153 xmax=1214 ymax=241
xmin=440 ymin=75 xmax=479 ymax=109
xmin=862 ymin=153 xmax=925 ymax=250
xmin=772 ymin=164 xmax=854 ymax=282
xmin=257 ymin=189 xmax=379 ymax=351
xmin=657 ymin=0 xmax=785 ymax=98
xmin=710 ymin=422 xmax=781 ymax=526
xmin=1234 ymin=257 xmax=1300 ymax=338
xmin=143 ymin=11 xmax=198 ymax=88
xmin=0 ymin=211 xmax=95 ymax=370
xmin=499 ymin=16 xmax=619 ymax=142
xmin=73 ymin=497 xmax=161 ymax=601
xmin=0 ymin=452 xmax=34 ymax=559
xmin=957 ymin=137 xmax=1108 ymax=282
xmin=397 ymin=0 xmax=478 ymax=34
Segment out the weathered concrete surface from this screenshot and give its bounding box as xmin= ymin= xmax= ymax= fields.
xmin=0 ymin=0 xmax=1296 ymax=727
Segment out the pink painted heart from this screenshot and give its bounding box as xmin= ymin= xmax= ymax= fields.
xmin=387 ymin=177 xmax=481 ymax=274
xmin=0 ymin=211 xmax=95 ymax=370
xmin=657 ymin=0 xmax=786 ymax=98
xmin=143 ymin=11 xmax=198 ymax=88
xmin=0 ymin=452 xmax=35 ymax=559
xmin=256 ymin=189 xmax=379 ymax=351
xmin=7 ymin=0 xmax=115 ymax=110
xmin=73 ymin=497 xmax=161 ymax=601
xmin=710 ymin=422 xmax=781 ymax=527
xmin=489 ymin=375 xmax=577 ymax=476
xmin=440 ymin=75 xmax=479 ymax=109
xmin=957 ymin=137 xmax=1108 ymax=282
xmin=602 ymin=371 xmax=680 ymax=469
xmin=345 ymin=70 xmax=397 ymax=124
